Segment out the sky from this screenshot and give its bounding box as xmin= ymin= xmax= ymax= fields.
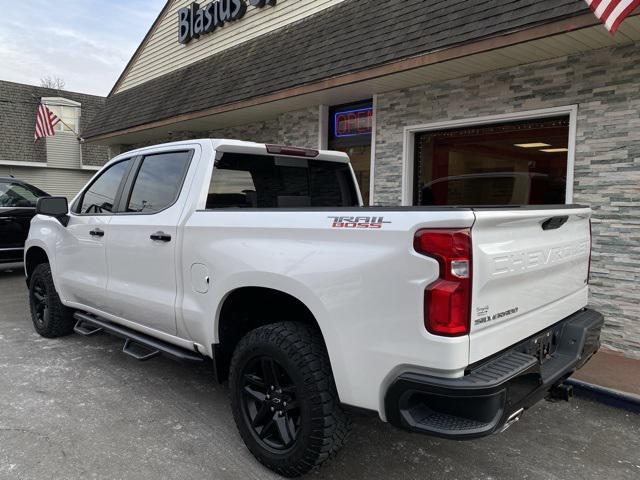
xmin=0 ymin=0 xmax=164 ymax=96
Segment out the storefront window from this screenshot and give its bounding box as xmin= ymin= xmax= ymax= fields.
xmin=328 ymin=101 xmax=373 ymax=205
xmin=413 ymin=117 xmax=569 ymax=206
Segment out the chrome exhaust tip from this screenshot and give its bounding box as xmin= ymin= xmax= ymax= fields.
xmin=500 ymin=408 xmax=524 ymax=433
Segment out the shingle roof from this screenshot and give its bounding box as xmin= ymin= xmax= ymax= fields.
xmin=0 ymin=80 xmax=105 ymax=164
xmin=85 ymin=0 xmax=590 ymax=139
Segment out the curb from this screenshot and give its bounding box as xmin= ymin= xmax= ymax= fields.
xmin=566 ymin=378 xmax=640 ymax=414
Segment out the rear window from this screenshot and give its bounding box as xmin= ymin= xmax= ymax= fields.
xmin=205 ymin=153 xmax=358 ymax=209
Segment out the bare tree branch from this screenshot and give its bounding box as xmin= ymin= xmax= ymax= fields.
xmin=40 ymin=76 xmax=66 ymax=90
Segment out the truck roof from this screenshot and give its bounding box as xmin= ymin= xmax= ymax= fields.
xmin=108 ymin=139 xmax=350 ymax=168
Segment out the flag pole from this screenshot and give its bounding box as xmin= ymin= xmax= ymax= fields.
xmin=55 ymin=116 xmax=84 ymax=143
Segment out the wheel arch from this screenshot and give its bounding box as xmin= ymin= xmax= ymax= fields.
xmin=24 ymin=246 xmax=50 ymax=285
xmin=213 ymin=285 xmax=333 ymax=384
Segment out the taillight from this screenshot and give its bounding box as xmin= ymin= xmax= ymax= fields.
xmin=414 ymin=229 xmax=472 ymax=337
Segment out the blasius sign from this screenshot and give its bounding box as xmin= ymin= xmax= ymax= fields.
xmin=178 ymin=0 xmax=276 ymax=44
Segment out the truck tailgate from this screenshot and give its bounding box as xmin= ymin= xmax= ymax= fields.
xmin=469 ymin=206 xmax=591 ymax=363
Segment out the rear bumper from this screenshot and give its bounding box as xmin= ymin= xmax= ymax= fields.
xmin=384 ymin=308 xmax=603 ymax=439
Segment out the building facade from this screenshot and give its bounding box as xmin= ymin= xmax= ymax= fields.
xmin=0 ymin=80 xmax=109 ymax=198
xmin=84 ymin=0 xmax=640 ymax=358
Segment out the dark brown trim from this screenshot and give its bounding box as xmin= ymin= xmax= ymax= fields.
xmin=109 ymin=0 xmax=174 ymax=96
xmin=91 ymin=12 xmax=601 ymax=142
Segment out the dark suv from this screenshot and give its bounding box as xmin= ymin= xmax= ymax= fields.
xmin=0 ymin=178 xmax=49 ymax=264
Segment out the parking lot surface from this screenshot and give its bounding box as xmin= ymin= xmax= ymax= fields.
xmin=1 ymin=267 xmax=639 ymax=480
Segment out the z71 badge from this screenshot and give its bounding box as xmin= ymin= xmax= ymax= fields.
xmin=328 ymin=216 xmax=391 ymax=229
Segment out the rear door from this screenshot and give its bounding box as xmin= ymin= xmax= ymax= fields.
xmin=469 ymin=206 xmax=591 ymax=363
xmin=105 ymin=149 xmax=194 ymax=335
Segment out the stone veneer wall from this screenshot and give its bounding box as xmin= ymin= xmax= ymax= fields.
xmin=373 ymin=42 xmax=640 ymax=358
xmin=211 ymin=107 xmax=321 ymax=147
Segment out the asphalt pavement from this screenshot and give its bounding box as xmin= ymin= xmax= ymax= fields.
xmin=0 ymin=266 xmax=638 ymax=480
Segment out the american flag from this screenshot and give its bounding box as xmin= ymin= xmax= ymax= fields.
xmin=584 ymin=0 xmax=640 ymax=33
xmin=34 ymin=103 xmax=61 ymax=142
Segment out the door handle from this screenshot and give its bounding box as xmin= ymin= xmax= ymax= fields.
xmin=150 ymin=231 xmax=171 ymax=242
xmin=89 ymin=228 xmax=105 ymax=237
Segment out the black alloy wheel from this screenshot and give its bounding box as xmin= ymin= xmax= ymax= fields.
xmin=28 ymin=263 xmax=75 ymax=338
xmin=229 ymin=322 xmax=352 ymax=477
xmin=241 ymin=356 xmax=300 ymax=451
xmin=30 ymin=276 xmax=49 ymax=329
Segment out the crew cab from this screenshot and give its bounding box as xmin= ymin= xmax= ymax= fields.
xmin=24 ymin=139 xmax=603 ymax=477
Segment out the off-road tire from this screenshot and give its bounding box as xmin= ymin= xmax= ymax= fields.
xmin=229 ymin=322 xmax=352 ymax=477
xmin=28 ymin=263 xmax=75 ymax=338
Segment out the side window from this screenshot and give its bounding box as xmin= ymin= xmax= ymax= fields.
xmin=78 ymin=159 xmax=131 ymax=214
xmin=126 ymin=151 xmax=191 ymax=213
xmin=0 ymin=183 xmax=43 ymax=208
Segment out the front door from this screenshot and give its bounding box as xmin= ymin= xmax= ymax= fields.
xmin=0 ymin=207 xmax=34 ymax=262
xmin=56 ymin=158 xmax=133 ymax=310
xmin=0 ymin=181 xmax=45 ymax=263
xmin=105 ymin=150 xmax=193 ymax=335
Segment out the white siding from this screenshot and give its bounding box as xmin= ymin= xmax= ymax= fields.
xmin=0 ymin=166 xmax=94 ymax=200
xmin=115 ymin=0 xmax=348 ymax=93
xmin=45 ymin=133 xmax=82 ymax=169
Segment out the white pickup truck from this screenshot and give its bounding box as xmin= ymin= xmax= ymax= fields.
xmin=25 ymin=139 xmax=603 ymax=477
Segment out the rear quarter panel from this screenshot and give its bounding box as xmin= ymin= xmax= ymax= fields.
xmin=180 ymin=209 xmax=475 ymax=414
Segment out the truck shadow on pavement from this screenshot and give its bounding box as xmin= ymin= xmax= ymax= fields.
xmin=0 ymin=264 xmax=24 ymax=276
xmin=0 ymin=269 xmax=638 ymax=480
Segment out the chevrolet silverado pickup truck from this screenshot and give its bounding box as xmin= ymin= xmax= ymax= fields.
xmin=24 ymin=139 xmax=603 ymax=477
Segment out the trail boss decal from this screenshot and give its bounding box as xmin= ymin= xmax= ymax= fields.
xmin=329 ymin=216 xmax=391 ymax=229
xmin=178 ymin=0 xmax=276 ymax=44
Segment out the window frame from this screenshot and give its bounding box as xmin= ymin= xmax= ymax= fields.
xmin=41 ymin=97 xmax=81 ymax=134
xmin=326 ymin=98 xmax=376 ymax=206
xmin=401 ymin=105 xmax=578 ymax=206
xmin=72 ymin=157 xmax=138 ymax=216
xmin=203 ymin=153 xmax=359 ymax=210
xmin=116 ymin=149 xmax=195 ymax=216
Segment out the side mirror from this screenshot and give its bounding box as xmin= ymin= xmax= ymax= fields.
xmin=36 ymin=196 xmax=69 ymax=226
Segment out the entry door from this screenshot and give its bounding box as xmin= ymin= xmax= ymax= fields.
xmin=56 ymin=158 xmax=133 ymax=310
xmin=105 ymin=151 xmax=193 ymax=335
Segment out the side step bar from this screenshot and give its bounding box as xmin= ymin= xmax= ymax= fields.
xmin=73 ymin=312 xmax=205 ymax=364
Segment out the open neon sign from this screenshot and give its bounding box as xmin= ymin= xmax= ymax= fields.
xmin=334 ymin=107 xmax=373 ymax=138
